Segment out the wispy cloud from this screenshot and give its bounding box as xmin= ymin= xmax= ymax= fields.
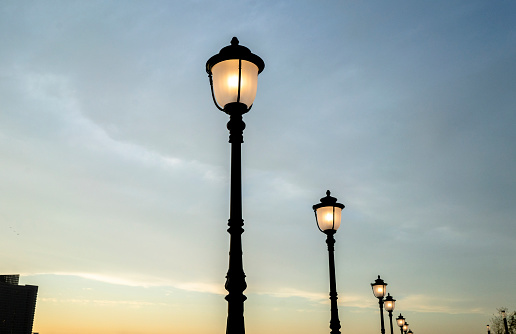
xmin=401 ymin=294 xmax=485 ymax=314
xmin=39 ymin=297 xmax=167 ymax=308
xmin=16 ymin=70 xmax=225 ymax=183
xmin=174 ymin=281 xmax=226 ymax=295
xmin=25 ymin=272 xmax=226 ymax=295
xmin=255 ymin=288 xmax=376 ymax=308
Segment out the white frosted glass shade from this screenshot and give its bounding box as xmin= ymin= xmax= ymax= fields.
xmin=385 ymin=299 xmax=395 ymax=312
xmin=211 ymin=59 xmax=259 ymax=109
xmin=315 ymin=206 xmax=342 ymax=231
xmin=397 ymin=318 xmax=405 ymax=327
xmin=372 ymin=284 xmax=386 ymax=298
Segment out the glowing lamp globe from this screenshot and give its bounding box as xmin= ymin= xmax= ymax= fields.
xmin=371 ymin=275 xmax=387 ymax=299
xmin=206 ymin=37 xmax=265 ymax=113
xmin=312 ymin=190 xmax=345 ymax=233
xmin=396 ymin=314 xmax=405 ymax=327
xmin=384 ymin=293 xmax=396 ymax=312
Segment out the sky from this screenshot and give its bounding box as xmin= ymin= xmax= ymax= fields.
xmin=1 ymin=1 xmax=515 ymax=333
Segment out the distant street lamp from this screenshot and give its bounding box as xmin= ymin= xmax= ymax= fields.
xmin=407 ymin=329 xmax=413 ymax=334
xmin=403 ymin=322 xmax=409 ymax=334
xmin=384 ymin=293 xmax=396 ymax=334
xmin=487 ymin=324 xmax=491 ymax=334
xmin=502 ymin=311 xmax=510 ymax=334
xmin=371 ymin=275 xmax=388 ymax=334
xmin=206 ymin=37 xmax=265 ymax=334
xmin=313 ymin=190 xmax=345 ymax=334
xmin=396 ymin=314 xmax=405 ymax=334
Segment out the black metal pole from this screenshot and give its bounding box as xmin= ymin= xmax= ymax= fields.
xmin=378 ymin=298 xmax=386 ymax=334
xmin=503 ymin=315 xmax=510 ymax=334
xmin=388 ymin=311 xmax=394 ymax=334
xmin=325 ymin=230 xmax=341 ymax=334
xmin=399 ymin=326 xmax=404 ymax=334
xmin=224 ymin=104 xmax=247 ymax=334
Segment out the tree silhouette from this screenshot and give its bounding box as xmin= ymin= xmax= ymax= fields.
xmin=490 ymin=308 xmax=516 ymax=334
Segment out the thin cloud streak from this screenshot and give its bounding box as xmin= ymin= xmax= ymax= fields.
xmin=401 ymin=294 xmax=485 ymax=315
xmin=39 ymin=297 xmax=167 ymax=308
xmin=11 ymin=69 xmax=225 ymax=183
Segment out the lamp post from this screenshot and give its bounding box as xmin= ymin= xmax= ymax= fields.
xmin=487 ymin=324 xmax=491 ymax=334
xmin=396 ymin=314 xmax=405 ymax=334
xmin=384 ymin=294 xmax=396 ymax=334
xmin=313 ymin=190 xmax=345 ymax=334
xmin=502 ymin=311 xmax=510 ymax=334
xmin=371 ymin=275 xmax=388 ymax=334
xmin=407 ymin=330 xmax=413 ymax=334
xmin=206 ymin=37 xmax=265 ymax=334
xmin=403 ymin=322 xmax=409 ymax=334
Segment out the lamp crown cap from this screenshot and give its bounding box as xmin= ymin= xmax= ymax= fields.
xmin=313 ymin=190 xmax=345 ymax=211
xmin=385 ymin=293 xmax=395 ymax=301
xmin=206 ymin=37 xmax=265 ymax=75
xmin=372 ymin=275 xmax=387 ymax=286
xmin=320 ymin=190 xmax=337 ymax=204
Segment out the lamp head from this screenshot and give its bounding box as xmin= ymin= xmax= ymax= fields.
xmin=312 ymin=190 xmax=345 ymax=233
xmin=396 ymin=314 xmax=405 ymax=327
xmin=384 ymin=293 xmax=396 ymax=312
xmin=371 ymin=275 xmax=387 ymax=299
xmin=206 ymin=37 xmax=265 ymax=113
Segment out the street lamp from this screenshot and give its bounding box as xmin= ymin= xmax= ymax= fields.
xmin=502 ymin=310 xmax=510 ymax=334
xmin=371 ymin=275 xmax=388 ymax=334
xmin=403 ymin=322 xmax=409 ymax=334
xmin=206 ymin=37 xmax=265 ymax=334
xmin=313 ymin=190 xmax=345 ymax=334
xmin=384 ymin=293 xmax=396 ymax=334
xmin=407 ymin=330 xmax=413 ymax=334
xmin=396 ymin=314 xmax=405 ymax=334
xmin=487 ymin=324 xmax=491 ymax=334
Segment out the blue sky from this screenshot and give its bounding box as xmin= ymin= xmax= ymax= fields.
xmin=1 ymin=1 xmax=515 ymax=333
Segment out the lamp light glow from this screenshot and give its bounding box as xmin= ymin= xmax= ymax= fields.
xmin=206 ymin=37 xmax=264 ymax=112
xmin=371 ymin=275 xmax=387 ymax=298
xmin=384 ymin=293 xmax=396 ymax=312
xmin=396 ymin=314 xmax=405 ymax=327
xmin=313 ymin=190 xmax=345 ymax=232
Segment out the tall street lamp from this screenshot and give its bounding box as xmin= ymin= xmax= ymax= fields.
xmin=502 ymin=310 xmax=510 ymax=334
xmin=371 ymin=275 xmax=388 ymax=334
xmin=206 ymin=37 xmax=265 ymax=334
xmin=313 ymin=190 xmax=345 ymax=334
xmin=396 ymin=314 xmax=405 ymax=334
xmin=384 ymin=293 xmax=396 ymax=334
xmin=487 ymin=324 xmax=491 ymax=334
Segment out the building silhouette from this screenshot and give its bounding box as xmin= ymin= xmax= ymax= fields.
xmin=0 ymin=274 xmax=38 ymax=334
